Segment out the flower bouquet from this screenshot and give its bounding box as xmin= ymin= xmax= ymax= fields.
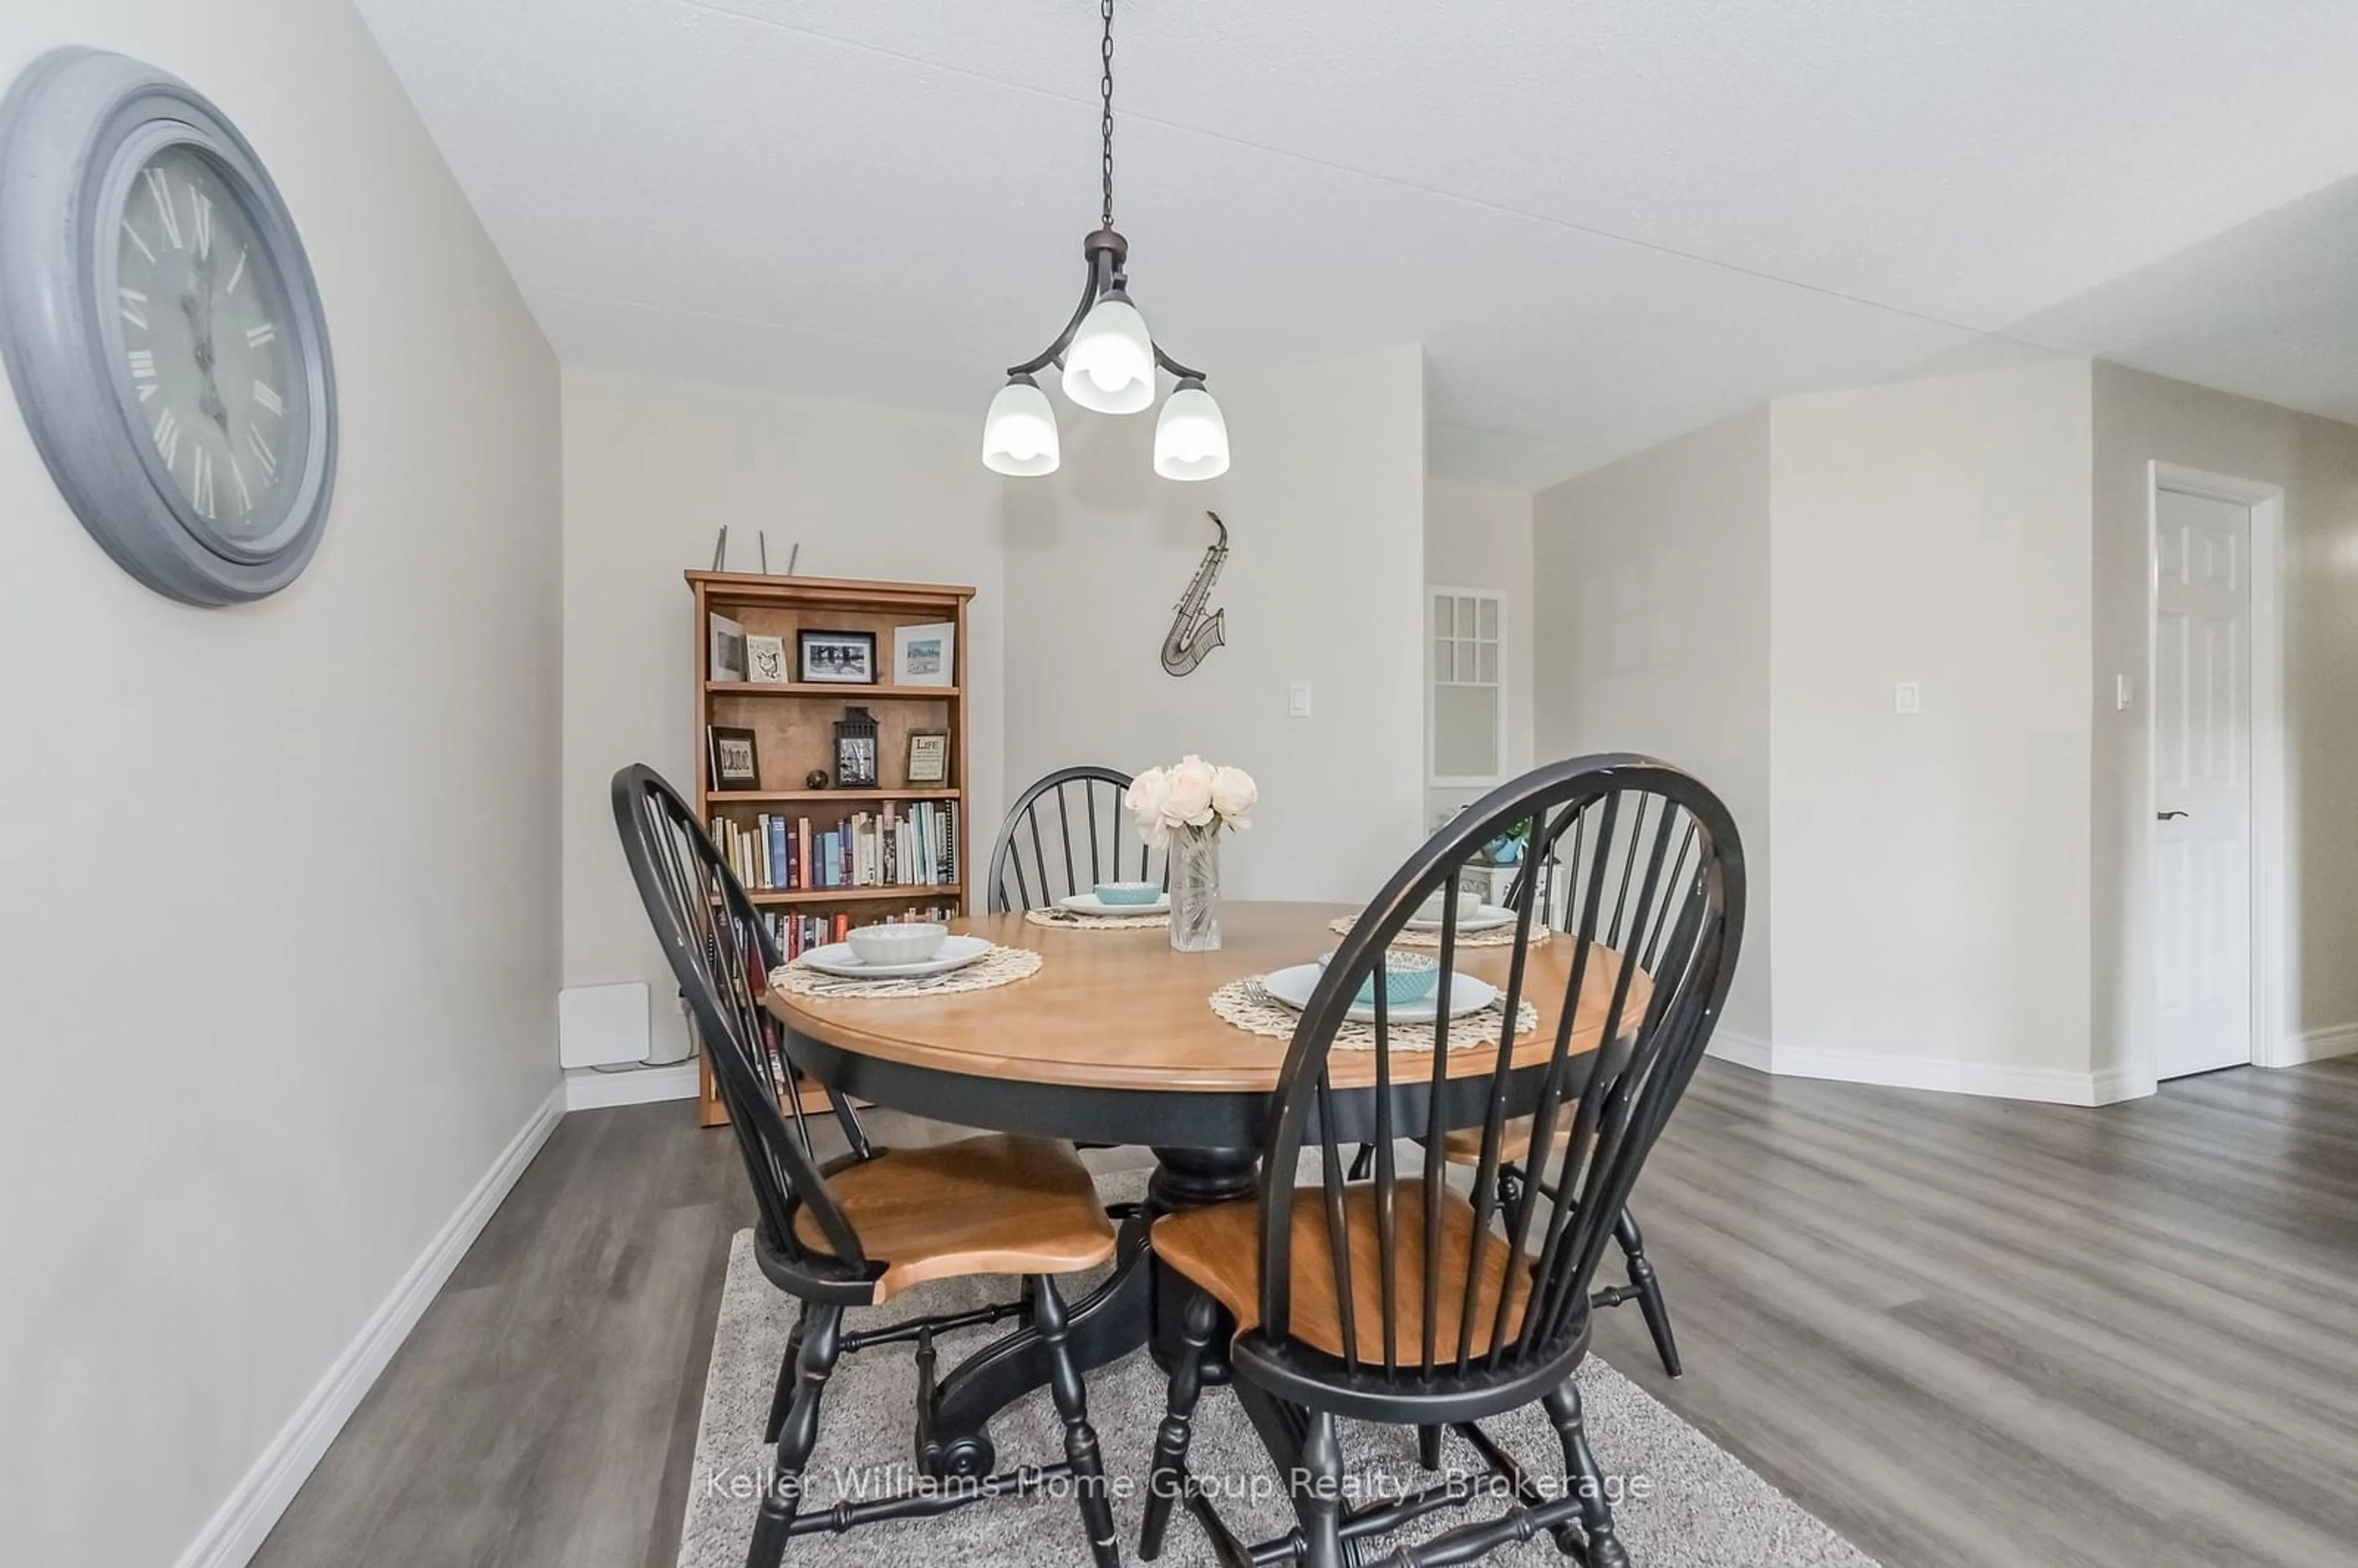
xmin=1126 ymin=756 xmax=1256 ymax=950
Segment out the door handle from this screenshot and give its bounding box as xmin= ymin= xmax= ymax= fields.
xmin=2156 ymin=810 xmax=2189 ymax=821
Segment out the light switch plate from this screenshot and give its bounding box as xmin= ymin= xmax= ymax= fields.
xmin=2116 ymin=673 xmax=2133 ymax=711
xmin=1894 ymin=681 xmax=1922 ymax=715
xmin=1289 ymin=681 xmax=1313 ymax=717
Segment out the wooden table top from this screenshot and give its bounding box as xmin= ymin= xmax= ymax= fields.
xmin=762 ymin=900 xmax=1644 ymax=1095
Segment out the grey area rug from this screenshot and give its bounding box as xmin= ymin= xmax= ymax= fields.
xmin=679 ymin=1176 xmax=1878 ymax=1568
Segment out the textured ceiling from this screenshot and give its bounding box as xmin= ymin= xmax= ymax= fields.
xmin=354 ymin=0 xmax=2358 ymax=487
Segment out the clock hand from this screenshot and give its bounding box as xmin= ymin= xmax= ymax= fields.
xmin=181 ymin=265 xmax=232 ymax=437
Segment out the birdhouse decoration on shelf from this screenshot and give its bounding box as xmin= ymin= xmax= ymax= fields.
xmin=834 ymin=707 xmax=879 ymax=788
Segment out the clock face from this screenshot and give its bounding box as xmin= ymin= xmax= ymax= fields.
xmin=0 ymin=49 xmax=337 ymax=604
xmin=112 ymin=143 xmax=300 ymax=547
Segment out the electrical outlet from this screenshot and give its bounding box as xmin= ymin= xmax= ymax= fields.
xmin=1894 ymin=681 xmax=1922 ymax=715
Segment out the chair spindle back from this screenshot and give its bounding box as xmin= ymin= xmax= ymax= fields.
xmin=610 ymin=764 xmax=873 ymax=1285
xmin=1255 ymin=755 xmax=1745 ymax=1394
xmin=986 ymin=765 xmax=1165 ymax=913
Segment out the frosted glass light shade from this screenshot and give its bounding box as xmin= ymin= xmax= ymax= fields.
xmin=1153 ymin=380 xmax=1229 ymax=480
xmin=981 ymin=376 xmax=1059 ymax=476
xmin=1060 ymin=292 xmax=1156 ymax=414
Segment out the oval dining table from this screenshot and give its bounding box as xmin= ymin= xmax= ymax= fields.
xmin=761 ymin=898 xmax=1640 ymax=1480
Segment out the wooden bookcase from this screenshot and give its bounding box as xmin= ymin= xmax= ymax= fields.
xmin=687 ymin=570 xmax=975 ymax=1127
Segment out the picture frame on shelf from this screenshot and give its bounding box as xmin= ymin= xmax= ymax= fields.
xmin=798 ymin=628 xmax=877 ymax=684
xmin=892 ymin=621 xmax=955 ymax=686
xmin=906 ymin=729 xmax=949 ymax=785
xmin=707 ymin=724 xmax=762 ymax=791
xmin=745 ymin=633 xmax=788 ymax=683
xmin=709 ymin=613 xmax=749 ymax=683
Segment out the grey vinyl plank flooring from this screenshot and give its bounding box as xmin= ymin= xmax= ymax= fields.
xmin=249 ymin=1058 xmax=2358 ymax=1568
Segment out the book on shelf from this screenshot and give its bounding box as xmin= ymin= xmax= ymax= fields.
xmin=760 ymin=904 xmax=961 ymax=958
xmin=705 ymin=800 xmax=961 ymax=893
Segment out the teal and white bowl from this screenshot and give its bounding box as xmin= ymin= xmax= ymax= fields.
xmin=846 ymin=922 xmax=946 ymax=966
xmin=1094 ymin=881 xmax=1162 ymax=906
xmin=1317 ymin=949 xmax=1441 ymax=1006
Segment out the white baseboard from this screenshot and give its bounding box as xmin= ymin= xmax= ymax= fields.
xmin=173 ymin=1083 xmax=566 ymax=1568
xmin=2279 ymin=1022 xmax=2358 ymax=1065
xmin=1705 ymin=1030 xmax=1772 ymax=1073
xmin=1767 ymin=1044 xmax=2137 ymax=1108
xmin=2085 ymin=1064 xmax=2156 ymax=1105
xmin=564 ymin=1058 xmax=701 ymax=1110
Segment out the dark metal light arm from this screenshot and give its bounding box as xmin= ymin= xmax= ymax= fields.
xmin=1003 ymin=268 xmax=1101 ymax=379
xmin=1002 ymin=267 xmax=1210 ymax=387
xmin=1153 ymin=342 xmax=1206 ymax=383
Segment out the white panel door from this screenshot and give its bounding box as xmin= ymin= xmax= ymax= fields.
xmin=2152 ymin=486 xmax=2253 ymax=1079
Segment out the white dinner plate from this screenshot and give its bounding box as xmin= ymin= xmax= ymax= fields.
xmin=1056 ymin=891 xmax=1172 ymax=917
xmin=798 ymin=934 xmax=992 ymax=980
xmin=1258 ymin=963 xmax=1498 ymax=1027
xmin=1404 ymin=903 xmax=1517 ymax=933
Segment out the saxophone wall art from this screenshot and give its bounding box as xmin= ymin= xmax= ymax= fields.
xmin=1161 ymin=511 xmax=1230 ymax=677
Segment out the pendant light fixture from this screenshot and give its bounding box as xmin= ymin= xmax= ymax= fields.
xmin=981 ymin=0 xmax=1228 ymax=481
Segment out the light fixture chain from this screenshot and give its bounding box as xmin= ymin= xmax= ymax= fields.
xmin=1100 ymin=0 xmax=1116 ymax=230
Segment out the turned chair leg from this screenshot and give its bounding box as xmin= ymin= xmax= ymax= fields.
xmin=1141 ymin=1287 xmax=1220 ymax=1559
xmin=763 ymin=1310 xmax=808 ymax=1445
xmin=1033 ymin=1275 xmax=1122 ymax=1568
xmin=746 ymin=1303 xmax=842 ymax=1568
xmin=1543 ymin=1378 xmax=1627 ymax=1568
xmin=1614 ymin=1206 xmax=1682 ymax=1378
xmin=1417 ymin=1424 xmax=1444 ymax=1471
xmin=1294 ymin=1408 xmax=1347 ymax=1568
xmin=1347 ymin=1143 xmax=1374 ymax=1182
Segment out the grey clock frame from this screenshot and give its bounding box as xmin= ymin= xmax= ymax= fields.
xmin=0 ymin=47 xmax=337 ymax=606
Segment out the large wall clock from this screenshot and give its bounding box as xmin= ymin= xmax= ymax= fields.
xmin=0 ymin=48 xmax=336 ymax=606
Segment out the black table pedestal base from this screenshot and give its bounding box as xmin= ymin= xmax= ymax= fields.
xmin=922 ymin=1144 xmax=1258 ymax=1478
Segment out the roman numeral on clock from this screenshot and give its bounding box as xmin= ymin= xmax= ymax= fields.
xmin=127 ymin=350 xmax=157 ymax=401
xmin=144 ymin=168 xmax=184 ymax=249
xmin=120 ymin=288 xmax=149 ymax=332
xmin=244 ymin=322 xmax=276 ymax=349
xmin=191 ymin=445 xmax=216 ymax=520
xmin=252 ymin=380 xmax=284 ymax=417
xmin=154 ymin=406 xmax=181 ymax=467
xmin=246 ymin=426 xmax=279 ymax=481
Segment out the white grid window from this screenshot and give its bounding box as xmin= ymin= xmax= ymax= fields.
xmin=1430 ymin=588 xmax=1504 ymax=786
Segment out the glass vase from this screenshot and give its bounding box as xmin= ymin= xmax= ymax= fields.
xmin=1169 ymin=826 xmax=1223 ymax=952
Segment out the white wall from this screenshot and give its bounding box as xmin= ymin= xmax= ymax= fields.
xmin=561 ymin=367 xmax=1005 ymax=1063
xmin=1425 ymin=479 xmax=1535 ymax=823
xmin=1002 ymin=345 xmax=1428 ymax=903
xmin=2090 ymin=363 xmax=2358 ymax=1074
xmin=1768 ymin=360 xmax=2097 ymax=1093
xmin=0 ymin=6 xmax=562 ymax=1567
xmin=1531 ymin=409 xmax=1775 ymax=1046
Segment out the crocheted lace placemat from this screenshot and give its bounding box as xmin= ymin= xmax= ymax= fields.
xmin=1208 ymin=976 xmax=1538 ymax=1052
xmin=769 ymin=945 xmax=1041 ymax=1001
xmin=1325 ymin=914 xmax=1547 ymax=949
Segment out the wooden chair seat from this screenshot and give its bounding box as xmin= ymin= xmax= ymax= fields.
xmin=1153 ymin=1182 xmax=1535 ymax=1362
xmin=794 ymin=1135 xmax=1118 ymax=1303
xmin=1441 ymin=1116 xmax=1578 ymax=1166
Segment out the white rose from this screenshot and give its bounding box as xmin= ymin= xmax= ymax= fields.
xmin=1124 ymin=766 xmax=1168 ymax=817
xmin=1210 ymin=766 xmax=1257 ymax=827
xmin=1164 ymin=755 xmax=1217 ymax=828
xmin=1125 ymin=767 xmax=1171 ymax=844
